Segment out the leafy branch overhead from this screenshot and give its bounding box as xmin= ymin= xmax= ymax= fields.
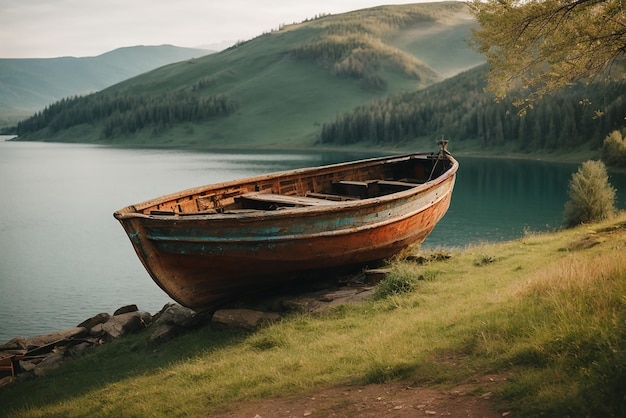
xmin=469 ymin=0 xmax=626 ymax=109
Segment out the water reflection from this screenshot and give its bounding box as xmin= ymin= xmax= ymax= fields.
xmin=424 ymin=157 xmax=625 ymax=247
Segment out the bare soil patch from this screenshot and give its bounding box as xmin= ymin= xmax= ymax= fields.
xmin=210 ymin=375 xmax=508 ymax=418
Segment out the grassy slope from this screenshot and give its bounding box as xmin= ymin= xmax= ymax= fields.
xmin=391 ymin=6 xmax=479 ymax=77
xmin=2 ymin=213 xmax=625 ymax=417
xmin=23 ymin=2 xmax=483 ymax=148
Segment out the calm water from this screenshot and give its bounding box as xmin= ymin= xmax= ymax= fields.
xmin=1 ymin=139 xmax=625 ymax=342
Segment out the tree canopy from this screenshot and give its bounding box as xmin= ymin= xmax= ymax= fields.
xmin=469 ymin=0 xmax=626 ymax=110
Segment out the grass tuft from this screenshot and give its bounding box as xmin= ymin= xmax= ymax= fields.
xmin=373 ymin=265 xmax=419 ymax=299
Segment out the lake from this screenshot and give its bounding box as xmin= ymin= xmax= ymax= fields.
xmin=1 ymin=138 xmax=625 ymax=342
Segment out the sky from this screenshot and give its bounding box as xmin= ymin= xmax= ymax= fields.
xmin=0 ymin=0 xmax=432 ymax=59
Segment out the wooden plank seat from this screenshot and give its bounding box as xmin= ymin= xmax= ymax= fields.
xmin=238 ymin=192 xmax=339 ymax=208
xmin=332 ymin=180 xmax=373 ymax=198
xmin=305 ymin=192 xmax=359 ymax=201
xmin=376 ymin=180 xmax=419 ymax=190
xmin=332 ymin=179 xmax=417 ymax=198
xmin=372 ymin=180 xmax=418 ymax=197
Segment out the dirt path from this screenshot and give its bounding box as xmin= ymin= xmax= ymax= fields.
xmin=211 ymin=376 xmax=509 ymax=417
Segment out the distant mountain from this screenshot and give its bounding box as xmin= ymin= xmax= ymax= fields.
xmin=15 ymin=2 xmax=485 ymax=147
xmin=0 ymin=45 xmax=212 ymax=126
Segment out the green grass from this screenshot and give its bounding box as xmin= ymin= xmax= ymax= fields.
xmin=2 ymin=214 xmax=626 ymax=417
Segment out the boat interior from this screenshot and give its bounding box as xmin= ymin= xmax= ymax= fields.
xmin=141 ymin=153 xmax=452 ymax=216
xmin=233 ymin=179 xmax=419 ymax=211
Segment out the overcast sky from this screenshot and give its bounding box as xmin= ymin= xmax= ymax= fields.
xmin=0 ymin=0 xmax=433 ymax=59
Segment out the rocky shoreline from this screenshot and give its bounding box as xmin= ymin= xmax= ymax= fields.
xmin=0 ymin=269 xmax=388 ymax=387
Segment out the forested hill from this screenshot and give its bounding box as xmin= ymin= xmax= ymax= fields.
xmin=0 ymin=45 xmax=212 ymax=127
xmin=319 ymin=65 xmax=626 ymax=152
xmin=14 ymin=2 xmax=483 ymax=147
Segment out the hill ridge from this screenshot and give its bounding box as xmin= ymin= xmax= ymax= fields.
xmin=0 ymin=45 xmax=212 ymax=126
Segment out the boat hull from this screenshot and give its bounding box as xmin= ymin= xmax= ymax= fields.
xmin=115 ymin=151 xmax=458 ymax=311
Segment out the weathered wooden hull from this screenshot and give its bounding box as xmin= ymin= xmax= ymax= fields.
xmin=114 ymin=149 xmax=458 ymax=311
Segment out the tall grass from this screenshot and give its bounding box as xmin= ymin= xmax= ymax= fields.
xmin=498 ymin=251 xmax=626 ymax=416
xmin=2 ymin=215 xmax=625 ymax=417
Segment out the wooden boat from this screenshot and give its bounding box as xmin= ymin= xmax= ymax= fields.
xmin=114 ymin=142 xmax=458 ymax=311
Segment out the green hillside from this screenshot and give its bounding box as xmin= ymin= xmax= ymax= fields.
xmin=0 ymin=45 xmax=212 ymax=127
xmin=14 ymin=2 xmax=483 ymax=148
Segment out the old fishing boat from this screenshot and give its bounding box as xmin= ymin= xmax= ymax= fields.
xmin=114 ymin=142 xmax=458 ymax=311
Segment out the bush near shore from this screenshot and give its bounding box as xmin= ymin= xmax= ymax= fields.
xmin=1 ymin=213 xmax=625 ymax=417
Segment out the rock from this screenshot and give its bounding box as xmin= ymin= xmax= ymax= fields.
xmin=113 ymin=304 xmax=139 ymax=315
xmin=318 ymin=288 xmax=374 ymax=310
xmin=65 ymin=341 xmax=94 ymax=358
xmin=139 ymin=311 xmax=153 ymax=327
xmin=212 ymin=309 xmax=280 ymax=329
xmin=0 ymin=337 xmax=27 ymax=352
xmin=32 ymin=352 xmax=64 ymax=377
xmin=17 ymin=360 xmax=37 ymax=373
xmin=151 ymin=302 xmax=174 ymax=323
xmin=154 ymin=303 xmax=198 ymax=328
xmin=149 ymin=324 xmax=179 ymax=344
xmin=278 ymin=286 xmax=374 ymax=313
xmin=281 ymin=297 xmax=322 ymax=313
xmin=77 ymin=312 xmax=111 ymax=329
xmin=149 ymin=303 xmax=207 ymax=343
xmin=90 ymin=311 xmax=151 ymax=340
xmin=363 ymin=268 xmax=391 ymax=283
xmin=26 ymin=327 xmax=88 ymax=349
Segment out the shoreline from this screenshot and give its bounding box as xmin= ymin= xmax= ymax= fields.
xmin=7 ymin=134 xmax=603 ymax=165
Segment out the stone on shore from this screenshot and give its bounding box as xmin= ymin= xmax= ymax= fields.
xmin=77 ymin=312 xmax=110 ymax=329
xmin=212 ymin=309 xmax=281 ymax=329
xmin=113 ymin=304 xmax=139 ymax=315
xmin=0 ymin=337 xmax=27 ymax=352
xmin=90 ymin=311 xmax=152 ymax=341
xmin=32 ymin=352 xmax=65 ymax=377
xmin=149 ymin=303 xmax=209 ymax=343
xmin=26 ymin=327 xmax=88 ymax=349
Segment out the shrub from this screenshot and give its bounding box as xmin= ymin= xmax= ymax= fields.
xmin=563 ymin=160 xmax=616 ymax=227
xmin=601 ymin=130 xmax=626 ymax=168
